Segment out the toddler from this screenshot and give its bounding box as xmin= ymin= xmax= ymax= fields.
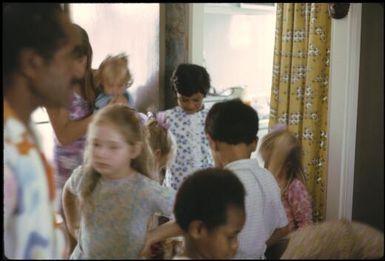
xmin=259 ymin=125 xmax=313 ymax=232
xmin=62 ymin=104 xmax=175 ymax=259
xmin=158 ymin=63 xmax=214 ymax=190
xmin=173 ymin=168 xmax=246 ymax=259
xmin=94 ymin=53 xmax=134 ymax=110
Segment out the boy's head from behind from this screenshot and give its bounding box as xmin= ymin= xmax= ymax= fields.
xmin=96 ymin=53 xmax=133 ymax=96
xmin=205 ymin=99 xmax=259 ymax=166
xmin=174 ymin=168 xmax=246 ymax=259
xmin=205 ymin=99 xmax=259 ymax=145
xmin=171 ymin=63 xmax=211 ymax=114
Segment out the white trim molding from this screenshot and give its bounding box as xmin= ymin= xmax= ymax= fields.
xmin=326 ymin=3 xmax=362 ymax=221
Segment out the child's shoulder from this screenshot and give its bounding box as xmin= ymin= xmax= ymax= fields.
xmin=162 ymin=106 xmax=180 ymax=115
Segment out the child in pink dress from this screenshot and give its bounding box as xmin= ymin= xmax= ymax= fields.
xmin=259 ymin=125 xmax=313 ymax=232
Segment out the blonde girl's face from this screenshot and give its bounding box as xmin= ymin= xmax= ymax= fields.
xmin=89 ymin=123 xmax=137 ymax=179
xmin=177 ymin=92 xmax=204 ymax=114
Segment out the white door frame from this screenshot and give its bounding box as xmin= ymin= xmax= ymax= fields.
xmin=326 ymin=3 xmax=362 ymax=221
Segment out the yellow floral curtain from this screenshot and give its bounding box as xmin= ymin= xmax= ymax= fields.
xmin=269 ymin=3 xmax=331 ymax=222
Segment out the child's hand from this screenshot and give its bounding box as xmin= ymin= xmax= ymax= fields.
xmin=109 ymin=95 xmax=128 ymax=105
xmin=139 ymin=229 xmax=157 ymax=258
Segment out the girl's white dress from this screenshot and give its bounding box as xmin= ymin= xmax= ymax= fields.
xmin=159 ymin=106 xmax=214 ymax=190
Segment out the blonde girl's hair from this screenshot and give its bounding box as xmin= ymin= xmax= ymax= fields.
xmin=72 ymin=23 xmax=97 ymax=105
xmin=259 ymin=129 xmax=305 ymax=189
xmin=95 ymin=53 xmax=133 ymax=90
xmin=80 ymin=104 xmax=155 ymax=212
xmin=146 ymin=114 xmax=176 ymax=171
xmin=281 ymin=219 xmax=384 ymax=259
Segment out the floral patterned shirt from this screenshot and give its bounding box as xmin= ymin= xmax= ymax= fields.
xmin=67 ymin=166 xmax=176 ymax=259
xmin=282 ymin=178 xmax=313 ymax=231
xmin=159 ymin=106 xmax=214 ymax=190
xmin=4 ymin=100 xmax=65 ymax=259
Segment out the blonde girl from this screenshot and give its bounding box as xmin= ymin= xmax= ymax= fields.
xmin=146 ymin=113 xmax=176 ymax=184
xmin=94 ymin=53 xmax=134 ymax=110
xmin=62 ymin=105 xmax=176 ymax=259
xmin=259 ymin=126 xmax=313 ymax=233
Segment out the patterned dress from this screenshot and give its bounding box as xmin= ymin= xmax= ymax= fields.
xmin=53 ymin=92 xmax=92 ymax=207
xmin=281 ymin=178 xmax=313 ymax=231
xmin=68 ymin=166 xmax=176 ymax=259
xmin=4 ymin=100 xmax=65 ymax=259
xmin=159 ymin=106 xmax=214 ymax=190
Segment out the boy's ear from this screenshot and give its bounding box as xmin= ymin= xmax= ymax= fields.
xmin=249 ymin=138 xmax=258 ymax=153
xmin=188 ymin=220 xmax=205 ymax=239
xmin=206 ymin=134 xmax=218 ymax=151
xmin=19 ymin=49 xmax=44 ymax=79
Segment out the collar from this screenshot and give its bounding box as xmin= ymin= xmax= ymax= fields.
xmin=225 ymin=158 xmax=260 ymax=170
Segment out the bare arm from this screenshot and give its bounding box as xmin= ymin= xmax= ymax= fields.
xmin=139 ymin=220 xmax=183 ymax=257
xmin=62 ymin=182 xmax=80 ymax=239
xmin=266 ymin=224 xmax=290 ymax=247
xmin=46 ymin=107 xmax=93 ymax=146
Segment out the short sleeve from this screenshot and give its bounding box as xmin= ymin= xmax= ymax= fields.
xmin=152 ymin=183 xmax=176 ymax=218
xmin=66 ymin=165 xmax=84 ymax=195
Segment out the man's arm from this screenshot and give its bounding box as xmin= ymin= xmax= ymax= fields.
xmin=46 ymin=107 xmax=93 ymax=146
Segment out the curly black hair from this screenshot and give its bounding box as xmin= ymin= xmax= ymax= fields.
xmin=3 ymin=4 xmax=68 ymax=88
xmin=170 ymin=63 xmax=211 ymax=97
xmin=174 ymin=167 xmax=245 ymax=232
xmin=205 ymin=99 xmax=259 ymax=145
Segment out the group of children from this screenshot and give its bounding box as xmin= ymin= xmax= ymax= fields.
xmin=50 ymin=24 xmax=382 ymax=260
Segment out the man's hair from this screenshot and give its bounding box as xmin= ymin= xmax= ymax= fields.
xmin=3 ymin=3 xmax=68 ymax=86
xmin=174 ymin=168 xmax=245 ymax=232
xmin=205 ymin=99 xmax=259 ymax=145
xmin=170 ymin=63 xmax=211 ymax=97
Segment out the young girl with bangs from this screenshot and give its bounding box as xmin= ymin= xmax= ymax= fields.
xmin=62 ymin=105 xmax=175 ymax=259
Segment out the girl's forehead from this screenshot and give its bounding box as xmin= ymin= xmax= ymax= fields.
xmin=91 ymin=123 xmax=124 ymax=140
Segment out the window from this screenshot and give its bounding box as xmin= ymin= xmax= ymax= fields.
xmin=69 ymin=3 xmax=160 ymax=106
xmin=193 ymin=3 xmax=276 ymax=163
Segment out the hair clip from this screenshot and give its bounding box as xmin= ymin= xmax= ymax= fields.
xmin=155 ymin=113 xmax=170 ymax=130
xmin=146 ymin=112 xmax=170 ymax=130
xmin=270 ymin=123 xmax=287 ymax=133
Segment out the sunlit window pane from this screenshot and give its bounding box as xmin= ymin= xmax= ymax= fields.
xmin=69 ymin=3 xmax=160 ymax=104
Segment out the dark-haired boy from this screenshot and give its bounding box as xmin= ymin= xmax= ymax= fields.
xmin=205 ymin=99 xmax=288 ymax=259
xmin=173 ymin=168 xmax=246 ymax=259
